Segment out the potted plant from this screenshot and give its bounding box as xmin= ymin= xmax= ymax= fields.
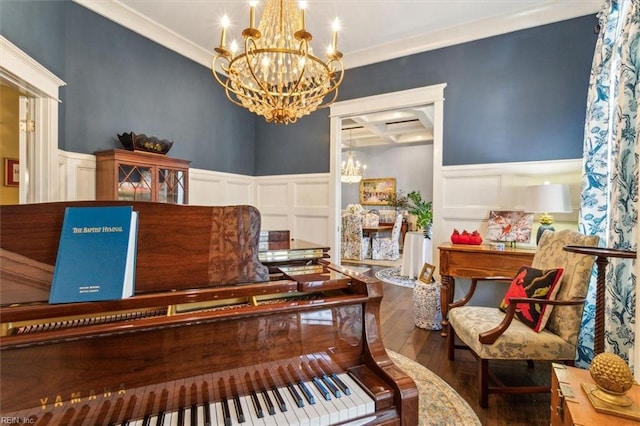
xmin=388 ymin=189 xmax=410 ymax=211
xmin=407 ymin=190 xmax=433 ymax=238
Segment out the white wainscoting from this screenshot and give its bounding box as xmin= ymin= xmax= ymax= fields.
xmin=254 ymin=174 xmax=332 ymax=247
xmin=58 ymin=150 xmax=581 ymax=268
xmin=436 ymin=158 xmax=583 ymax=252
xmin=434 ymin=158 xmax=583 ymax=303
xmin=57 ymin=150 xmax=332 ymax=246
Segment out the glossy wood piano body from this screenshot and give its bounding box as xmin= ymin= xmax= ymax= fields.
xmin=0 ymin=201 xmax=418 ymax=425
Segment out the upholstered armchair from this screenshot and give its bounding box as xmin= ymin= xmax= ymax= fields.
xmin=371 ymin=213 xmax=403 ymax=260
xmin=447 ymin=229 xmax=599 ymax=407
xmin=341 ymin=213 xmax=371 ymax=260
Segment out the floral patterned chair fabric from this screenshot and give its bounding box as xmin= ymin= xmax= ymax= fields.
xmin=447 ymin=229 xmax=599 ymax=407
xmin=371 ymin=214 xmax=402 ymax=260
xmin=341 ymin=214 xmax=371 ymax=260
xmin=363 ymin=212 xmax=380 ymax=228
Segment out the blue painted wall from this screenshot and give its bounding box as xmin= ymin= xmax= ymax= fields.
xmin=255 ymin=14 xmax=598 ymax=174
xmin=1 ymin=0 xmax=256 ymax=174
xmin=2 ymin=1 xmax=597 ymax=175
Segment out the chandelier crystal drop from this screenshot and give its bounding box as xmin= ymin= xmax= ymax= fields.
xmin=212 ymin=0 xmax=344 ymax=125
xmin=341 ymin=151 xmax=366 ymax=184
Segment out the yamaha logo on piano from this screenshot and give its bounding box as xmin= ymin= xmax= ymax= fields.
xmin=39 ymin=384 xmax=127 ymax=410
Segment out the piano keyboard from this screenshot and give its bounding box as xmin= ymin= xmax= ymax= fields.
xmin=119 ymin=372 xmax=374 ymax=426
xmin=21 ymin=356 xmax=377 ymax=426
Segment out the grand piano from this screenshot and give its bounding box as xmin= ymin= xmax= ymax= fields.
xmin=0 ymin=201 xmax=418 ymax=425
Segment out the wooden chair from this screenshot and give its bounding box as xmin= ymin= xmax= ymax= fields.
xmin=447 ymin=229 xmax=599 ymax=407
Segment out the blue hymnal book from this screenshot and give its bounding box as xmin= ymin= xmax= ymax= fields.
xmin=49 ymin=206 xmax=139 ymax=304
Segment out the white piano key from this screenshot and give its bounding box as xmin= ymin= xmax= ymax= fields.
xmin=300 ymin=380 xmax=331 ymax=426
xmin=260 ymin=397 xmax=290 ymax=426
xmin=182 ymin=406 xmax=191 ymax=426
xmin=277 ymin=384 xmax=304 ymax=426
xmin=311 ymin=382 xmax=348 ymax=424
xmin=337 ymin=374 xmax=376 ymax=417
xmin=170 ymin=409 xmax=180 ymax=426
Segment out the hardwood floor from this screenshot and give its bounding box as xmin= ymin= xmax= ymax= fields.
xmin=375 ymin=269 xmax=552 ymax=426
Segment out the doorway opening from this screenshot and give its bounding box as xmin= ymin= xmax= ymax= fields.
xmin=329 ymin=83 xmax=447 ymax=265
xmin=0 ymin=36 xmax=65 ymax=203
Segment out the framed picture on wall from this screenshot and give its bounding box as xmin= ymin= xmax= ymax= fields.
xmin=4 ymin=158 xmax=19 ymax=187
xmin=359 ymin=178 xmax=396 ymax=205
xmin=486 ymin=210 xmax=533 ymax=243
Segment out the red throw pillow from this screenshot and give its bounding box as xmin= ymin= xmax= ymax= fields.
xmin=499 ymin=266 xmax=564 ymax=332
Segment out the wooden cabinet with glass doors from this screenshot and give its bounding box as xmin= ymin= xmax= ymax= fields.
xmin=95 ymin=149 xmax=190 ymax=204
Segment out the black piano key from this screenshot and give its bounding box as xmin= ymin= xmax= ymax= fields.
xmin=312 ymin=376 xmax=331 ymax=401
xmin=311 ymin=359 xmax=342 ymax=398
xmin=271 ymin=387 xmax=287 ymax=412
xmin=287 ymin=364 xmax=315 ymax=405
xmin=176 ymin=407 xmax=185 ymax=426
xmin=286 ymin=383 xmax=304 ymax=408
xmin=156 ymin=388 xmax=169 ymax=426
xmin=155 ymin=412 xmax=165 ymax=426
xmin=297 ymin=381 xmax=315 ymax=405
xmin=203 ymin=402 xmax=212 ymax=426
xmin=177 ymin=385 xmax=186 ymax=426
xmin=303 ymin=362 xmax=329 ymax=400
xmin=201 ymin=380 xmax=212 ymax=426
xmin=330 ymin=373 xmax=351 ymax=395
xmin=261 ymin=389 xmax=276 ymax=415
xmin=321 ymin=375 xmax=341 ymax=398
xmin=190 ymin=405 xmax=198 ymax=426
xmin=189 ymin=382 xmax=199 ymax=425
xmin=249 ymin=390 xmax=264 ymax=418
xmin=253 ymin=370 xmax=276 ymax=415
xmin=221 ymin=398 xmax=232 ymax=426
xmin=244 ymin=371 xmax=264 ymax=418
xmin=265 ymin=369 xmax=287 ymax=412
xmin=232 ymin=395 xmax=245 ymax=423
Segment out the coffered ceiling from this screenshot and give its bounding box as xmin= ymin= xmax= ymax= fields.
xmin=342 ymin=106 xmax=434 ymax=149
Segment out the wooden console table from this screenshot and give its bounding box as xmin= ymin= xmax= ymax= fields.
xmin=438 ymin=243 xmax=536 ymax=337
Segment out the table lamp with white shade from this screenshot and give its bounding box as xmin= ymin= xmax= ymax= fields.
xmin=525 ymin=183 xmax=572 ymax=244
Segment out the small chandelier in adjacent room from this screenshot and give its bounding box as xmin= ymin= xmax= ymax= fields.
xmin=341 ymin=130 xmax=366 ymax=183
xmin=212 ymin=0 xmax=344 ymax=125
xmin=341 ymin=151 xmax=366 ymax=183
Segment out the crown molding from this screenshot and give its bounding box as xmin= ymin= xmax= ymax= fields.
xmin=73 ymin=0 xmax=213 ymax=68
xmin=74 ymin=1 xmax=600 ymax=71
xmin=0 ymin=36 xmax=66 ymax=99
xmin=344 ymin=2 xmax=601 ymax=69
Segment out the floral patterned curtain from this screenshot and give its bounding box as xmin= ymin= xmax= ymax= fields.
xmin=577 ymin=0 xmax=639 ymax=368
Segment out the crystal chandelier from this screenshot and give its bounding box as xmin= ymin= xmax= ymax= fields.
xmin=341 ymin=129 xmax=366 ymax=183
xmin=341 ymin=151 xmax=366 ymax=183
xmin=212 ymin=0 xmax=345 ymax=125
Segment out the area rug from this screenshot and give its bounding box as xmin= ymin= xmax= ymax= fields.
xmin=388 ymin=350 xmax=481 ymax=426
xmin=375 ymin=266 xmax=416 ymax=288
